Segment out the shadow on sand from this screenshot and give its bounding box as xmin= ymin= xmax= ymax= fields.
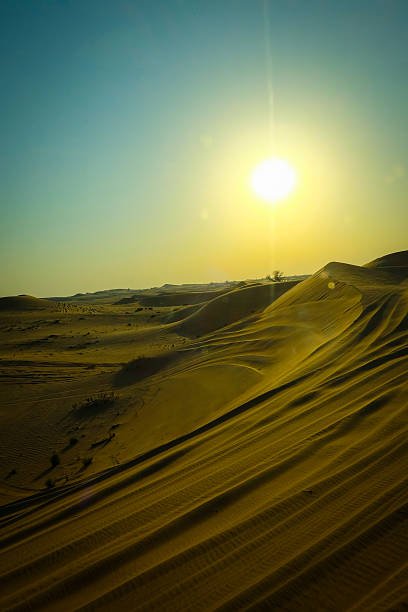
xmin=113 ymin=353 xmax=178 ymax=387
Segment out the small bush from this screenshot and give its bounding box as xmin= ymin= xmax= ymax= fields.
xmin=82 ymin=456 xmax=93 ymax=468
xmin=73 ymin=392 xmax=118 ymax=415
xmin=69 ymin=437 xmax=78 ymax=447
xmin=45 ymin=478 xmax=55 ymax=488
xmin=50 ymin=452 xmax=60 ymax=468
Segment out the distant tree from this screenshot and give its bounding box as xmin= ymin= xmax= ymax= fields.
xmin=272 ymin=270 xmax=284 ymax=282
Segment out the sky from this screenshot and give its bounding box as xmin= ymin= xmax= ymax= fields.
xmin=1 ymin=0 xmax=407 ymax=297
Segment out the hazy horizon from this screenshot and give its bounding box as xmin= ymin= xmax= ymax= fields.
xmin=1 ymin=249 xmax=400 ymax=299
xmin=1 ymin=0 xmax=407 ymax=297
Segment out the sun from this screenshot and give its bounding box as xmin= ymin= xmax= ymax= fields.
xmin=251 ymin=158 xmax=297 ymax=203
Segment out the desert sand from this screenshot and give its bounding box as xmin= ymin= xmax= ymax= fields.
xmin=0 ymin=252 xmax=407 ymax=610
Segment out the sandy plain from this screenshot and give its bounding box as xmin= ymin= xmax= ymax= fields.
xmin=0 ymin=251 xmax=407 ymax=610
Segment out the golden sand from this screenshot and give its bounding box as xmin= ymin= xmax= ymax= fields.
xmin=0 ymin=252 xmax=407 ymax=610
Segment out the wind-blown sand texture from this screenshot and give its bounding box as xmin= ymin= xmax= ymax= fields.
xmin=0 ymin=252 xmax=407 ymax=611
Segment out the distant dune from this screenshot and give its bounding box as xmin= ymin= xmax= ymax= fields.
xmin=0 ymin=252 xmax=407 ymax=611
xmin=117 ymin=288 xmax=229 ymax=307
xmin=176 ymin=280 xmax=298 ymax=336
xmin=0 ymin=294 xmax=57 ymax=311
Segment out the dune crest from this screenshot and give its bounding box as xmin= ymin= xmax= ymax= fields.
xmin=0 ymin=295 xmax=57 ymax=311
xmin=176 ymin=280 xmax=298 ymax=337
xmin=365 ymin=249 xmax=408 ymax=271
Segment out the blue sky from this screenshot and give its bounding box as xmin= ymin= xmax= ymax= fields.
xmin=1 ymin=0 xmax=407 ymax=296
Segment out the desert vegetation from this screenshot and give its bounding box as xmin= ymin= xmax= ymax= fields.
xmin=50 ymin=452 xmax=60 ymax=468
xmin=266 ymin=270 xmax=284 ymax=281
xmin=72 ymin=392 xmax=118 ymax=415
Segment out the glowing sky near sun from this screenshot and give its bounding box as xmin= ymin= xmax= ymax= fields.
xmin=0 ymin=0 xmax=407 ymax=296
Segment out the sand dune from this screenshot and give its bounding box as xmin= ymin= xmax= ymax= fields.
xmin=118 ymin=288 xmax=229 ymax=307
xmin=0 ymin=295 xmax=58 ymax=311
xmin=176 ymin=280 xmax=298 ymax=337
xmin=0 ymin=254 xmax=407 ymax=610
xmin=365 ymin=249 xmax=408 ymax=274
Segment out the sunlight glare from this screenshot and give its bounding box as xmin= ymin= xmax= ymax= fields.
xmin=251 ymin=158 xmax=297 ymax=203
